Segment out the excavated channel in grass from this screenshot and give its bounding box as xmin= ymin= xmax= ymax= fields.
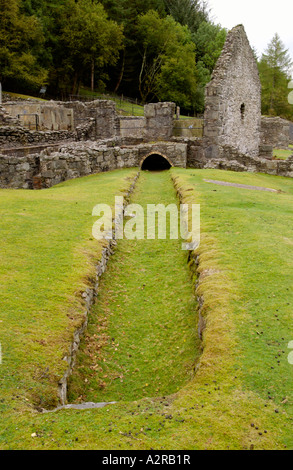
xmin=67 ymin=170 xmax=200 ymax=404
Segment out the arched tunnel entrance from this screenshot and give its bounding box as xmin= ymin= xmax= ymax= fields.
xmin=141 ymin=153 xmax=172 ymax=171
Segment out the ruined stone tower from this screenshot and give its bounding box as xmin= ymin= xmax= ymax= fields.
xmin=204 ymin=25 xmax=261 ymax=160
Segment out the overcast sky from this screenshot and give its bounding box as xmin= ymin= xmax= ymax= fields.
xmin=207 ymin=0 xmax=293 ymax=63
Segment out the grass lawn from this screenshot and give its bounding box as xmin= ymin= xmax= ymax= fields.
xmin=0 ymin=168 xmax=138 ymax=411
xmin=3 ymin=91 xmax=47 ymax=102
xmin=273 ymin=145 xmax=293 ymax=160
xmin=1 ymin=167 xmax=293 ymax=450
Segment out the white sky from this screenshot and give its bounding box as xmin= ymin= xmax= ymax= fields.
xmin=207 ymin=0 xmax=293 ymax=62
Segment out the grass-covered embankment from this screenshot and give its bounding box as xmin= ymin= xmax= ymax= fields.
xmin=0 ymin=168 xmax=138 ymax=410
xmin=171 ymin=168 xmax=293 ymax=449
xmin=273 ymin=145 xmax=293 ymax=160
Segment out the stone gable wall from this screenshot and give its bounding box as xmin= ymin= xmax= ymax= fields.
xmin=204 ymin=25 xmax=261 ymax=160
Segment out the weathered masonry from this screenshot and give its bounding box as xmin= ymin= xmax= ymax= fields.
xmin=203 ymin=24 xmax=262 ymax=160
xmin=0 ymin=140 xmax=187 ymax=189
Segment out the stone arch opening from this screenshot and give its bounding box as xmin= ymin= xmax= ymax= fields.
xmin=141 ymin=153 xmax=172 ymax=171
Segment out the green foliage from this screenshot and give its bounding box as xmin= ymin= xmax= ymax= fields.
xmin=59 ymin=0 xmax=124 ymax=94
xmin=192 ymin=21 xmax=227 ymax=113
xmin=163 ymin=0 xmax=209 ymax=33
xmin=258 ymin=34 xmax=293 ymax=120
xmin=1 ymin=0 xmax=227 ymax=112
xmin=0 ymin=0 xmax=47 ymax=91
xmin=136 ymin=11 xmax=197 ymax=109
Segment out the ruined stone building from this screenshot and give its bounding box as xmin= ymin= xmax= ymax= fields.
xmin=0 ymin=25 xmax=293 ymax=189
xmin=204 ymin=24 xmax=262 ymax=160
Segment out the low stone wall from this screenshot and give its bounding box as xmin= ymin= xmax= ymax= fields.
xmin=0 ymin=154 xmax=40 ymax=189
xmin=4 ymin=102 xmax=74 ymax=131
xmin=187 ymin=141 xmax=293 ymax=177
xmin=289 ymin=122 xmax=293 ymax=145
xmin=1 ymin=130 xmax=292 ymax=190
xmin=0 ymin=139 xmax=188 ymax=189
xmin=0 ymin=126 xmax=74 ymax=148
xmin=261 ymin=116 xmax=290 ymax=149
xmin=0 ymin=105 xmax=20 ymax=126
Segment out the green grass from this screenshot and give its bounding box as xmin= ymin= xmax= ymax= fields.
xmin=273 ymin=147 xmax=293 ymax=160
xmin=78 ymin=88 xmax=145 ymax=116
xmin=0 ymin=168 xmax=138 ymax=410
xmin=1 ymin=168 xmax=293 ymax=450
xmin=68 ymin=171 xmax=199 ymax=403
xmin=3 ymin=91 xmax=47 ymax=102
xmin=172 ymin=169 xmax=293 ymax=449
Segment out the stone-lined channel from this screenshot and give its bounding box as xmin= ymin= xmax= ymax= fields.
xmin=66 ymin=170 xmax=200 ymax=405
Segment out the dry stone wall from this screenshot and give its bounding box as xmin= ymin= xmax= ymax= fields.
xmin=0 ymin=126 xmax=74 ymax=148
xmin=0 ymin=139 xmax=187 ymax=189
xmin=144 ymin=102 xmax=175 ymax=141
xmin=261 ymin=117 xmax=290 ymax=149
xmin=119 ymin=116 xmax=145 ymax=138
xmin=289 ymin=122 xmax=293 ymax=144
xmin=187 ymin=138 xmax=293 ymax=177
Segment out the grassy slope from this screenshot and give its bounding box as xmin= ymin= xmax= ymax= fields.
xmin=0 ymin=169 xmax=138 ymax=411
xmin=273 ymin=146 xmax=293 ymax=160
xmin=1 ymin=168 xmax=293 ymax=450
xmin=172 ymin=169 xmax=293 ymax=449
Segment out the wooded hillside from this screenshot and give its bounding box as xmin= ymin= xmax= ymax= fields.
xmin=0 ymin=0 xmax=292 ymax=118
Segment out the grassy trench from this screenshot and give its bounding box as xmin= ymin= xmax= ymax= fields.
xmin=68 ymin=170 xmax=200 ymax=403
xmin=2 ymin=168 xmax=293 ymax=450
xmin=0 ymin=168 xmax=138 ymax=411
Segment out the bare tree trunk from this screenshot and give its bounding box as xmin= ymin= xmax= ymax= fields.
xmin=139 ymin=49 xmax=147 ymax=103
xmin=114 ymin=50 xmax=125 ymax=94
xmin=72 ymin=72 xmax=79 ymax=96
xmin=91 ymin=60 xmax=95 ymax=93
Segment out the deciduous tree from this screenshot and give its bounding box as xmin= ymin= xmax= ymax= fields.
xmin=0 ymin=0 xmax=47 ymax=91
xmin=137 ymin=10 xmax=197 ymax=111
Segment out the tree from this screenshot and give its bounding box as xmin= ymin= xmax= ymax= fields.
xmin=0 ymin=0 xmax=47 ymax=92
xmin=258 ymin=34 xmax=293 ymax=119
xmin=163 ymin=0 xmax=209 ymax=33
xmin=98 ymin=0 xmax=167 ymax=95
xmin=59 ymin=0 xmax=124 ymax=94
xmin=192 ymin=21 xmax=227 ymax=113
xmin=136 ymin=10 xmax=197 ymax=111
